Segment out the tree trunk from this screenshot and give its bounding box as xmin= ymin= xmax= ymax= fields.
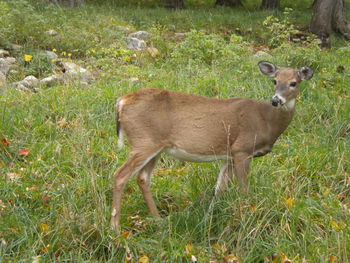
xmin=164 ymin=0 xmax=184 ymax=9
xmin=260 ymin=0 xmax=280 ymax=9
xmin=310 ymin=0 xmax=350 ymax=47
xmin=46 ymin=0 xmax=84 ymax=7
xmin=215 ymin=0 xmax=242 ymax=7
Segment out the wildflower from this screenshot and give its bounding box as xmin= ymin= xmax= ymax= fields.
xmin=24 ymin=54 xmax=33 ymax=62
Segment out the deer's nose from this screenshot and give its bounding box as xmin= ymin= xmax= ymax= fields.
xmin=271 ymin=96 xmax=282 ymax=107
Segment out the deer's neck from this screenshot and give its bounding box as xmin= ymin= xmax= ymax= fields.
xmin=267 ymin=99 xmax=296 ymax=138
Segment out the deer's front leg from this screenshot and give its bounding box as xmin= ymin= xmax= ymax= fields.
xmin=233 ymin=152 xmax=251 ymax=194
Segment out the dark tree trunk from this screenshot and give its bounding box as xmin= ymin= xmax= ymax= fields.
xmin=260 ymin=0 xmax=280 ymax=9
xmin=215 ymin=0 xmax=242 ymax=7
xmin=164 ymin=0 xmax=184 ymax=9
xmin=46 ymin=0 xmax=84 ymax=7
xmin=310 ymin=0 xmax=350 ymax=47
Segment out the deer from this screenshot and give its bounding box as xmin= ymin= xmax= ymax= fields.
xmin=110 ymin=61 xmax=314 ymax=231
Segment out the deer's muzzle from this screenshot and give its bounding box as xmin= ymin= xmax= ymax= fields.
xmin=271 ymin=96 xmax=282 ymax=107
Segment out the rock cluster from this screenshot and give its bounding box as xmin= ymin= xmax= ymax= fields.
xmin=0 ymin=48 xmax=93 ymax=92
xmin=125 ymin=30 xmax=151 ymax=50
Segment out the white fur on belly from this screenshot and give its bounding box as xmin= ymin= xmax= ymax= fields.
xmin=164 ymin=147 xmax=231 ymax=162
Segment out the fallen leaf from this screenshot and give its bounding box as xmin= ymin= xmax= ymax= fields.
xmin=139 ymin=255 xmax=149 ymax=263
xmin=32 ymin=255 xmax=41 ymax=263
xmin=147 ymin=47 xmax=160 ymax=57
xmin=329 ymin=255 xmax=337 ymax=263
xmin=18 ymin=149 xmax=30 ymax=156
xmin=122 ymin=231 xmax=130 ymax=239
xmin=39 ymin=223 xmax=50 ymax=232
xmin=42 ymin=195 xmax=50 ymax=206
xmin=191 ymin=255 xmax=197 ymax=262
xmin=223 ymin=253 xmax=240 ymax=263
xmin=284 ymin=197 xmax=295 ymax=209
xmin=281 ymin=253 xmax=292 ymax=263
xmin=1 ymin=138 xmax=9 ymax=147
xmin=338 ymin=193 xmax=345 ymax=201
xmin=185 ymin=242 xmax=193 ymax=254
xmin=0 ymin=238 xmax=7 ymax=246
xmin=41 ymin=244 xmax=50 ymax=253
xmin=250 ymin=203 xmax=257 ymax=212
xmin=7 ymin=172 xmax=21 ymax=182
xmin=0 ymin=161 xmax=5 ymax=167
xmin=330 ymin=217 xmax=341 ymax=231
xmin=323 ymin=188 xmax=330 ymax=196
xmin=0 ymin=200 xmax=6 ymax=211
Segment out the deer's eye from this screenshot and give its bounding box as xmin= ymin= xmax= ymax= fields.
xmin=290 ymin=82 xmax=297 ymax=87
xmin=273 ymin=80 xmax=277 ymax=85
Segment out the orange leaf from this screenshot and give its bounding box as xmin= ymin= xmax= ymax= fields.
xmin=18 ymin=149 xmax=29 ymax=156
xmin=281 ymin=253 xmax=292 ymax=263
xmin=329 ymin=255 xmax=337 ymax=263
xmin=1 ymin=138 xmax=9 ymax=147
xmin=122 ymin=231 xmax=130 ymax=239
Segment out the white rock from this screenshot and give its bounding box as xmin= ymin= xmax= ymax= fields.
xmin=40 ymin=75 xmax=63 ymax=87
xmin=174 ymin=32 xmax=185 ymax=39
xmin=0 ymin=59 xmax=10 ymax=75
xmin=253 ymin=51 xmax=272 ymax=58
xmin=59 ymin=61 xmax=93 ymax=83
xmin=10 ymin=44 xmax=22 ymax=51
xmin=46 ymin=29 xmax=58 ymax=36
xmin=4 ymin=57 xmax=16 ymax=64
xmin=45 ymin=51 xmax=58 ymax=60
xmin=12 ymin=75 xmax=39 ymax=92
xmin=129 ymin=77 xmax=139 ymax=82
xmin=0 ymin=49 xmax=10 ymax=58
xmin=125 ymin=37 xmax=147 ymax=50
xmin=128 ymin=31 xmax=151 ymax=41
xmin=0 ymin=72 xmax=6 ymax=86
xmin=21 ymin=75 xmax=39 ymax=90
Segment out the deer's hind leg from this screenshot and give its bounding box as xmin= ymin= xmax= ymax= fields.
xmin=215 ymin=162 xmax=234 ymax=196
xmin=110 ymin=148 xmax=162 ymax=232
xmin=137 ymin=156 xmax=160 ymax=218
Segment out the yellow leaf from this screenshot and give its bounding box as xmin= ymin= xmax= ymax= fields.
xmin=223 ymin=253 xmax=240 ymax=263
xmin=284 ymin=197 xmax=295 ymax=209
xmin=185 ymin=242 xmax=193 ymax=254
xmin=0 ymin=161 xmax=5 ymax=167
xmin=323 ymin=188 xmax=330 ymax=196
xmin=24 ymin=54 xmax=33 ymax=62
xmin=147 ymin=47 xmax=160 ymax=57
xmin=139 ymin=255 xmax=149 ymax=263
xmin=330 ymin=217 xmax=341 ymax=231
xmin=250 ymin=203 xmax=257 ymax=212
xmin=39 ymin=223 xmax=49 ymax=232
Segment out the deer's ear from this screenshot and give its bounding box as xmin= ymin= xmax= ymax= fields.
xmin=299 ymin=66 xmax=314 ymax=81
xmin=258 ymin=61 xmax=277 ymax=77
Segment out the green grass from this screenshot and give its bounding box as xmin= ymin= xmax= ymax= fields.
xmin=1 ymin=1 xmax=350 ymax=262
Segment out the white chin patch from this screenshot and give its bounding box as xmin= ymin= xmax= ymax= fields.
xmin=284 ymin=99 xmax=296 ymax=110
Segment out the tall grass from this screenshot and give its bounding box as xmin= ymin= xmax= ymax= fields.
xmin=0 ymin=1 xmax=349 ymax=262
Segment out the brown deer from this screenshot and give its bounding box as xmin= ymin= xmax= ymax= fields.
xmin=110 ymin=61 xmax=313 ymax=231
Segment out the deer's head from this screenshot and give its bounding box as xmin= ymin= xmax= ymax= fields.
xmin=258 ymin=61 xmax=313 ymax=108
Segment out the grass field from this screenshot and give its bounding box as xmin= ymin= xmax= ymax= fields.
xmin=0 ymin=0 xmax=349 ymax=262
